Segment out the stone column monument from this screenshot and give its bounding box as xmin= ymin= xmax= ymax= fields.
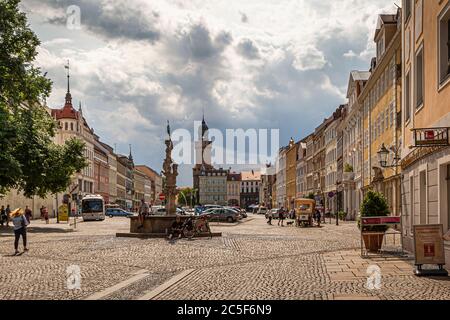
xmin=163 ymin=121 xmax=178 ymax=216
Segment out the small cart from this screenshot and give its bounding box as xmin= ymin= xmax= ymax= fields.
xmin=294 ymin=198 xmax=315 ymax=228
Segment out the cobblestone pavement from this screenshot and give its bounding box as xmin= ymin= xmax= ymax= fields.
xmin=1 ymin=215 xmax=449 ymax=300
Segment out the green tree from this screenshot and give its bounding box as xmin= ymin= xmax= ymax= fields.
xmin=177 ymin=187 xmax=195 ymax=207
xmin=0 ymin=0 xmax=87 ymax=198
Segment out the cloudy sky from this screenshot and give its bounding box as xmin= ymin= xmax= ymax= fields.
xmin=21 ymin=0 xmax=397 ymax=186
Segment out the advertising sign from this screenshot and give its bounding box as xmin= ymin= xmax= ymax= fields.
xmin=58 ymin=204 xmax=69 ymax=222
xmin=413 ymin=127 xmax=449 ymax=147
xmin=413 ymin=225 xmax=446 ymax=266
xmin=361 ymin=217 xmax=401 ymax=226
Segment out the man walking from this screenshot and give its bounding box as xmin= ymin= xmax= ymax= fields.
xmin=267 ymin=210 xmax=273 ymax=225
xmin=42 ymin=206 xmax=49 ymax=224
xmin=5 ymin=205 xmax=11 ymax=227
xmin=24 ymin=206 xmax=32 ymax=223
xmin=278 ymin=207 xmax=285 ymax=227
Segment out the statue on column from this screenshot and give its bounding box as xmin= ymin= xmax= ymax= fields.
xmin=163 ymin=121 xmax=178 ymax=216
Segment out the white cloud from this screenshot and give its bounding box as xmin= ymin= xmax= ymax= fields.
xmin=26 ymin=0 xmax=397 ymax=185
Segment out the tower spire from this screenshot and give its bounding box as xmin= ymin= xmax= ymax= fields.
xmin=128 ymin=144 xmax=133 ymax=162
xmin=201 ymin=109 xmax=209 ymax=139
xmin=64 ymin=60 xmax=72 ymax=107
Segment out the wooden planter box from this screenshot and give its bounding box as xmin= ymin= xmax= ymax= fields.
xmin=362 ymin=232 xmax=385 ymax=253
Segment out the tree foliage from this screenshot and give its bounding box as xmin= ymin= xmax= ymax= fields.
xmin=177 ymin=187 xmax=196 ymax=207
xmin=0 ymin=0 xmax=87 ymax=198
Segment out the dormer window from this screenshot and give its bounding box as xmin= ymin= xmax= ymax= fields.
xmin=376 ymin=35 xmax=385 ymax=60
xmin=404 ymin=0 xmax=412 ymax=21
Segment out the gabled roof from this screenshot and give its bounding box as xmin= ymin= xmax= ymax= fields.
xmin=347 ymin=71 xmax=370 ymax=98
xmin=241 ymin=171 xmax=261 ymax=181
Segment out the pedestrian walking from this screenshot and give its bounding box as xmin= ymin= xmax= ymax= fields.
xmin=278 ymin=207 xmax=285 ymax=227
xmin=43 ymin=206 xmax=49 ymax=224
xmin=267 ymin=210 xmax=273 ymax=225
xmin=290 ymin=208 xmax=295 ymax=220
xmin=40 ymin=206 xmax=45 ymax=220
xmin=10 ymin=208 xmax=29 ymax=255
xmin=5 ymin=205 xmax=11 ymax=227
xmin=315 ymin=209 xmax=321 ymax=228
xmin=0 ymin=205 xmax=6 ymax=227
xmin=24 ymin=206 xmax=32 ymax=223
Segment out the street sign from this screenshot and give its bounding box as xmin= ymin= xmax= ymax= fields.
xmin=159 ymin=193 xmax=166 ymax=201
xmin=58 ymin=204 xmax=69 ymax=222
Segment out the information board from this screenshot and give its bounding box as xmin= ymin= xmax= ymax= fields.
xmin=413 ymin=225 xmax=446 ymax=266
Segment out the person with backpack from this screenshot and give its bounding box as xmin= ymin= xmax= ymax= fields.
xmin=10 ymin=208 xmax=30 ymax=255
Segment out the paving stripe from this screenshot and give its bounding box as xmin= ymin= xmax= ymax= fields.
xmin=84 ymin=269 xmax=149 ymax=300
xmin=137 ymin=269 xmax=195 ymax=300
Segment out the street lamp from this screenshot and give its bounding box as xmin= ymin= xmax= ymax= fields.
xmin=377 ymin=143 xmax=400 ymax=169
xmin=377 ymin=143 xmax=389 ymax=168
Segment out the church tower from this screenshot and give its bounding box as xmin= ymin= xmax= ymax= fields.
xmin=193 ymin=115 xmax=214 ymax=204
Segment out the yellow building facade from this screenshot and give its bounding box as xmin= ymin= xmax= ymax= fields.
xmin=286 ymin=139 xmax=299 ymax=210
xmin=359 ymin=12 xmax=402 ymax=216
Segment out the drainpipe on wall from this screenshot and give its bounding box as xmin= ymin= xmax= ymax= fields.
xmin=394 ymin=49 xmax=401 ymax=217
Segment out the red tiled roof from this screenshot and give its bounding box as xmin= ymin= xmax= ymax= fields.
xmin=51 ymin=104 xmax=79 ymax=120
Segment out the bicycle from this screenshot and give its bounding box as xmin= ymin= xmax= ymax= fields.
xmin=182 ymin=216 xmax=212 ymax=240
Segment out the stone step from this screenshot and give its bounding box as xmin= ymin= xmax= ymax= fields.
xmin=116 ymin=232 xmax=222 ymax=239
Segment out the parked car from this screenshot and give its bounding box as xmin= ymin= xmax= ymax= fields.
xmin=257 ymin=207 xmax=268 ymax=215
xmin=204 ymin=208 xmax=239 ymax=223
xmin=106 ymin=208 xmax=134 ymax=218
xmin=152 ymin=207 xmax=185 ymax=215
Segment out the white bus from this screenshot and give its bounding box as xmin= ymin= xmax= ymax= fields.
xmin=81 ymin=195 xmax=105 ymax=221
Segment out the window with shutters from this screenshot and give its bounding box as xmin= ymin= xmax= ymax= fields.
xmin=415 ymin=45 xmax=424 ymax=109
xmin=405 ymin=71 xmax=411 ymax=122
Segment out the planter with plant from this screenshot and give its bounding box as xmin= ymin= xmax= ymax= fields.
xmin=359 ymin=190 xmax=390 ymax=253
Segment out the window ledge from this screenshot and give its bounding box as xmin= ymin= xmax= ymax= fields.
xmin=438 ymin=74 xmax=450 ymax=92
xmin=415 ymin=103 xmax=424 ymax=115
xmin=405 ymin=118 xmax=411 ymax=127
